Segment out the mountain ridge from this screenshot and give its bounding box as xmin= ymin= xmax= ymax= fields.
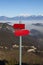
xmin=0 ymin=15 xmax=43 ymax=20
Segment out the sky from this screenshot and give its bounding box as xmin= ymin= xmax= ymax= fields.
xmin=0 ymin=0 xmax=43 ymax=17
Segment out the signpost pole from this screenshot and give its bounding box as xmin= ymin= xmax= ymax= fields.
xmin=13 ymin=21 xmax=30 ymax=65
xmin=19 ymin=36 xmax=22 ymax=65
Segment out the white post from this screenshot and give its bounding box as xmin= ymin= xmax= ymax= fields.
xmin=19 ymin=36 xmax=22 ymax=65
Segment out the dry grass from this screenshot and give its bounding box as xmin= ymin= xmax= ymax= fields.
xmin=0 ymin=48 xmax=43 ymax=65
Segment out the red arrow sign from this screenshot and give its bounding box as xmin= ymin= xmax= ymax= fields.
xmin=14 ymin=30 xmax=30 ymax=36
xmin=13 ymin=24 xmax=25 ymax=29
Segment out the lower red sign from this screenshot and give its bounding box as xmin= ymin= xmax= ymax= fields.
xmin=14 ymin=30 xmax=30 ymax=36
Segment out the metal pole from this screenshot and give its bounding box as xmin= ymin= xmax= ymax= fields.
xmin=19 ymin=36 xmax=22 ymax=65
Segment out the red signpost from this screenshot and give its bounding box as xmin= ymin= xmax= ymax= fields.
xmin=13 ymin=23 xmax=30 ymax=65
xmin=13 ymin=24 xmax=25 ymax=29
xmin=14 ymin=29 xmax=30 ymax=36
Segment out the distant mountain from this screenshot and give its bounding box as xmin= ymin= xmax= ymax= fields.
xmin=32 ymin=23 xmax=43 ymax=26
xmin=30 ymin=29 xmax=41 ymax=36
xmin=0 ymin=15 xmax=43 ymax=20
xmin=30 ymin=29 xmax=43 ymax=38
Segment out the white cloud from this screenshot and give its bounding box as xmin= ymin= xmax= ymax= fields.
xmin=16 ymin=13 xmax=43 ymax=17
xmin=35 ymin=13 xmax=43 ymax=16
xmin=17 ymin=13 xmax=31 ymax=17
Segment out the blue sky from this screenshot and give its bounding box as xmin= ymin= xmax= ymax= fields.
xmin=0 ymin=0 xmax=43 ymax=17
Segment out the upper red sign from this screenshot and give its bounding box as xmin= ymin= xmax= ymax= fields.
xmin=13 ymin=24 xmax=25 ymax=29
xmin=14 ymin=30 xmax=30 ymax=36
